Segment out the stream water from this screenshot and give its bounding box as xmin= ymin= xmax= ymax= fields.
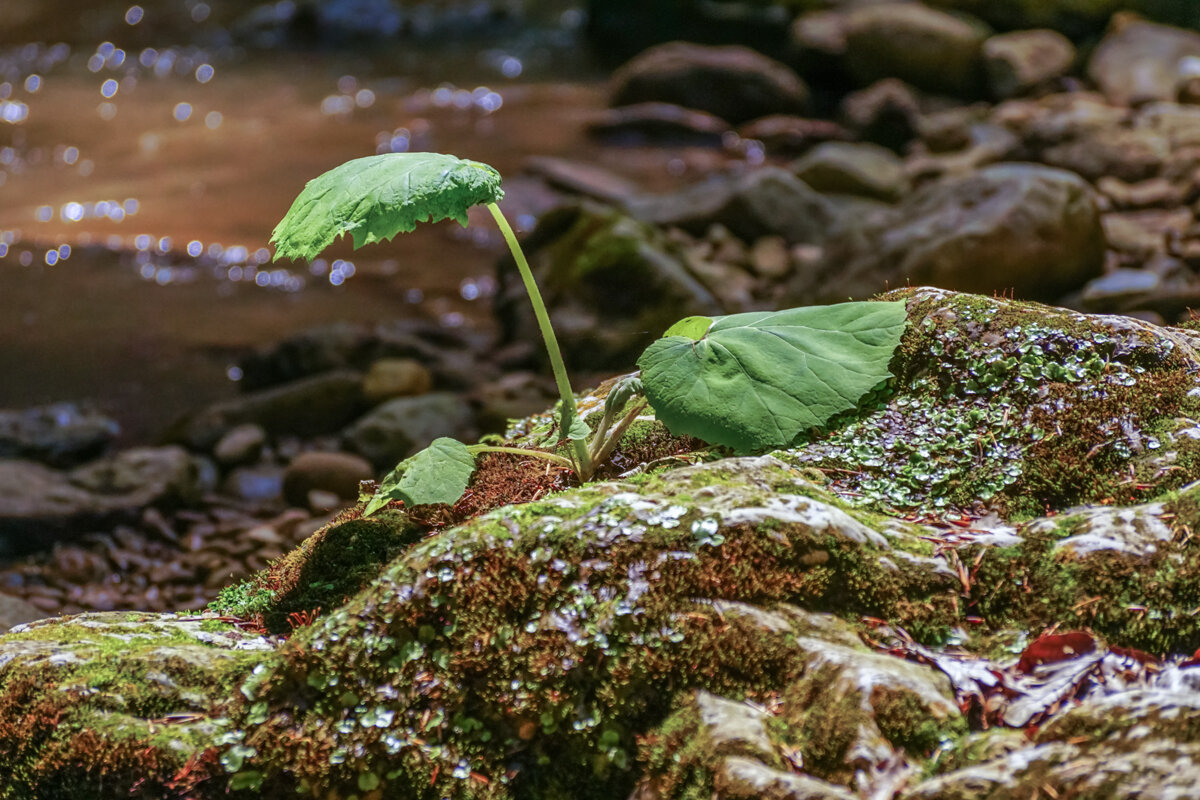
xmin=0 ymin=5 xmax=672 ymax=442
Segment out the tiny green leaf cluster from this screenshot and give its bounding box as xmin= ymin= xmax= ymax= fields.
xmin=270 ymin=152 xmax=908 ymax=512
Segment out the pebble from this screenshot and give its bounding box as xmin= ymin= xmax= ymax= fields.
xmin=281 ymin=451 xmax=374 ymax=508
xmin=212 ymin=424 xmax=268 ymax=467
xmin=362 ymin=358 xmax=434 ymax=404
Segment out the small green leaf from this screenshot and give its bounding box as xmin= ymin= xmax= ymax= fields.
xmin=604 ymin=375 xmax=644 ymax=416
xmin=637 ymin=301 xmax=907 ymax=453
xmin=271 ymin=152 xmax=504 ymax=261
xmin=363 ymin=437 xmax=476 ymax=515
xmin=567 ymin=415 xmax=591 ymax=443
xmin=663 ymin=315 xmax=713 ymax=340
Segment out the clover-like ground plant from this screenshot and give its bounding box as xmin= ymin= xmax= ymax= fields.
xmin=271 ymin=152 xmax=907 ymax=514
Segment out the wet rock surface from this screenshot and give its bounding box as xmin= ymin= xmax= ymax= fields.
xmin=6 ymin=289 xmax=1200 ymax=798
xmin=11 ymin=2 xmax=1200 ymax=798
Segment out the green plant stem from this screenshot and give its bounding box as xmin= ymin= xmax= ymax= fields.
xmin=487 ymin=202 xmax=593 ymax=479
xmin=591 ymin=400 xmax=648 ymax=466
xmin=465 ymin=444 xmax=574 ymax=469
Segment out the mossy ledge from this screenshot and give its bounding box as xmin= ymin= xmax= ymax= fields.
xmin=5 ymin=288 xmax=1200 ymax=798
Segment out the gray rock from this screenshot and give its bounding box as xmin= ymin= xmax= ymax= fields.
xmin=1080 ymin=268 xmax=1162 ymax=313
xmin=281 ymin=451 xmax=374 ymax=508
xmin=626 ymin=167 xmax=836 ymax=245
xmin=736 ymin=115 xmax=852 ymax=157
xmin=982 ymin=28 xmax=1075 ymax=99
xmin=343 ymin=392 xmax=475 ymax=470
xmin=0 ymin=403 xmax=120 ymax=467
xmin=790 ymin=141 xmax=909 ymax=202
xmin=1039 ymin=123 xmax=1169 ymax=184
xmin=610 ymin=42 xmax=810 ymax=125
xmin=586 ymin=102 xmax=730 ymax=147
xmin=362 ymin=358 xmax=433 ymax=404
xmin=843 ymin=3 xmax=989 ymax=96
xmin=0 ymin=446 xmax=201 ymax=552
xmin=803 ymin=163 xmax=1104 ymax=303
xmin=1088 ymin=19 xmax=1200 ymax=108
xmin=170 ymin=370 xmax=368 ymax=450
xmin=523 ymin=156 xmax=642 ymax=205
xmin=220 ymin=464 xmax=285 ymax=504
xmin=839 ymin=78 xmax=922 ymax=151
xmin=0 ymin=593 xmax=45 ymax=634
xmin=212 ymin=423 xmax=267 ymax=467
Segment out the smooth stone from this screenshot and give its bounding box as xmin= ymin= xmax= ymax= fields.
xmin=982 ymin=28 xmax=1076 ymax=99
xmin=212 ymin=423 xmax=268 ymax=467
xmin=803 ymin=163 xmax=1104 ymax=303
xmin=1088 ymin=18 xmax=1200 ymax=107
xmin=362 ymin=358 xmax=433 ymax=404
xmin=843 ymin=2 xmax=989 ymax=96
xmin=790 ymin=140 xmax=909 ymax=202
xmin=221 ymin=464 xmax=285 ymax=504
xmin=610 ymin=41 xmax=810 ymax=124
xmin=169 ymin=370 xmax=368 ymax=451
xmin=587 ymin=102 xmax=731 ymax=147
xmin=0 ymin=403 xmax=120 ymax=468
xmin=281 ymin=451 xmax=375 ymax=508
xmin=342 ymin=393 xmax=475 ymax=471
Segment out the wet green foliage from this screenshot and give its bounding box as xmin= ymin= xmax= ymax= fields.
xmin=270 ymin=153 xmax=503 ymax=261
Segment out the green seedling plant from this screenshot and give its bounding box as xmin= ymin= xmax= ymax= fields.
xmin=271 ymin=152 xmax=907 ymax=515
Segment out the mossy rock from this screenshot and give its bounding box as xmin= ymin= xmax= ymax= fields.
xmin=7 ymin=288 xmax=1200 ymax=798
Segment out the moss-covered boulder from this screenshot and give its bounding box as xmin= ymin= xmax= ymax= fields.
xmin=6 ymin=288 xmax=1200 ymax=798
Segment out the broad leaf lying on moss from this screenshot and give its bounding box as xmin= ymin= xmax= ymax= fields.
xmin=363 ymin=437 xmax=477 ymax=516
xmin=270 ymin=153 xmax=504 ymax=261
xmin=637 ymin=301 xmax=907 ymax=453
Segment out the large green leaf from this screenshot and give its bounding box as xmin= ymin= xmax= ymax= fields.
xmin=363 ymin=437 xmax=476 ymax=516
xmin=637 ymin=301 xmax=907 ymax=453
xmin=271 ymin=152 xmax=504 ymax=261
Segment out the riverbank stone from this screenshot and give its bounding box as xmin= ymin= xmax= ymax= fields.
xmin=843 ymin=3 xmax=989 ymax=96
xmin=9 ymin=289 xmax=1200 ymax=797
xmin=610 ymin=41 xmax=810 ymax=124
xmin=801 ymin=163 xmax=1104 ymax=303
xmin=0 ymin=446 xmax=202 ymax=553
xmin=0 ymin=403 xmax=120 ymax=468
xmin=342 ymin=392 xmax=475 ymax=471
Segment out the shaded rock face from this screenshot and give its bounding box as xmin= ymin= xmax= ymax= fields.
xmin=610 ymin=41 xmax=810 ymax=125
xmin=0 ymin=446 xmax=202 ymax=554
xmin=804 ymin=163 xmax=1104 ymax=303
xmin=8 ymin=289 xmax=1200 ymax=798
xmin=0 ymin=404 xmax=120 ymax=468
xmin=1087 ymin=18 xmax=1200 ymax=108
xmin=842 ymin=3 xmax=990 ymax=96
xmin=981 ymin=28 xmax=1076 ymax=99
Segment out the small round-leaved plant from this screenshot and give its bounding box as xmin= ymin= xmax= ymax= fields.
xmin=271 ymin=152 xmax=907 ymax=513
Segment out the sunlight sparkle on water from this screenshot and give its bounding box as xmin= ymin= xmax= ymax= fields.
xmin=101 ymin=79 xmax=119 ymax=98
xmin=205 ymin=111 xmax=222 ymax=129
xmin=173 ymin=103 xmax=193 ymax=121
xmin=187 ymin=240 xmax=203 ymax=257
xmin=24 ymin=75 xmax=41 ymax=93
xmin=195 ymin=64 xmax=214 ymax=84
xmin=0 ymin=101 xmax=29 ymax=124
xmin=125 ymin=5 xmax=144 ymax=25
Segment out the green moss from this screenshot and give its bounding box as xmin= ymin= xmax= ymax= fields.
xmin=219 ymin=458 xmax=965 ymax=798
xmin=209 ymin=508 xmax=424 ymax=633
xmin=638 ymin=703 xmax=715 ymax=800
xmin=788 ymin=289 xmax=1200 ymax=518
xmin=0 ymin=615 xmax=266 ymax=799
